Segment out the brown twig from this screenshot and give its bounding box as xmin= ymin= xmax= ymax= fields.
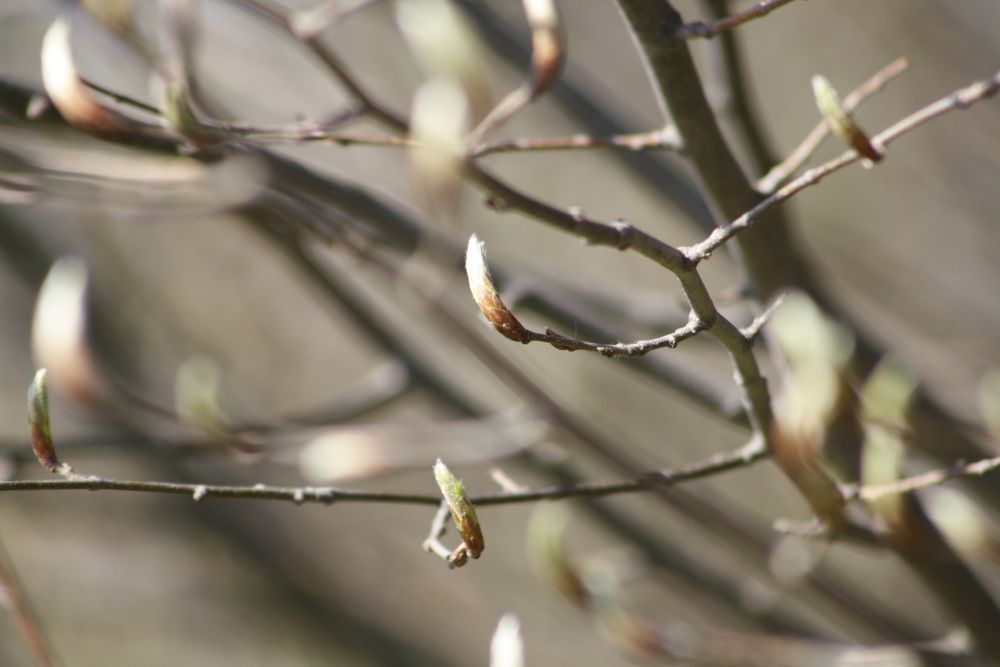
xmin=524 ymin=315 xmax=708 ymax=357
xmin=0 ymin=438 xmax=768 ymax=507
xmin=674 ymin=0 xmax=799 ymax=40
xmin=685 ymin=68 xmax=1000 ymax=263
xmin=757 ymin=57 xmax=910 ymax=193
xmin=0 ymin=539 xmax=55 ymax=667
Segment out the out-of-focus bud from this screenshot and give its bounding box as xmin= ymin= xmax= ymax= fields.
xmin=978 ymin=370 xmax=1000 ymax=451
xmin=409 ymin=78 xmax=470 ymax=218
xmin=174 ymin=356 xmax=230 ymax=437
xmin=396 ymin=0 xmax=492 ymax=118
xmin=298 ymin=414 xmax=546 ymax=482
xmin=40 ymin=18 xmax=141 ymax=140
xmin=527 ymin=505 xmax=588 ymax=607
xmin=31 ymin=258 xmax=101 ymax=405
xmin=812 ymin=75 xmax=883 ymax=167
xmin=490 ymin=614 xmax=524 ymax=667
xmin=27 ymin=369 xmax=60 ymax=472
xmin=860 ymin=359 xmax=917 ymax=529
xmin=522 ymin=0 xmax=564 ymax=97
xmin=434 ymin=459 xmax=485 ymax=558
xmin=465 ymin=235 xmax=530 ymax=343
xmin=769 ymin=292 xmax=854 ymax=528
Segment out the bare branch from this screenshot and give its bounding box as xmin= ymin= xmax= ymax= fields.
xmin=741 ymin=292 xmax=786 ymax=342
xmin=846 ymin=455 xmax=1000 ymax=503
xmin=0 ymin=539 xmax=55 ymax=667
xmin=289 ymin=0 xmax=382 ymax=39
xmin=0 ymin=439 xmax=768 ymax=507
xmin=674 ymin=0 xmax=799 ymax=40
xmin=471 ymin=127 xmax=680 ymax=158
xmin=234 ymin=0 xmax=408 ymax=132
xmin=685 ymin=68 xmax=1000 ymax=263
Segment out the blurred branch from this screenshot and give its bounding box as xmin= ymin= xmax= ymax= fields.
xmin=233 ymin=0 xmax=408 ymax=132
xmin=455 ymin=0 xmax=716 ymax=230
xmin=675 ymin=0 xmax=799 ymax=40
xmin=699 ymin=0 xmax=776 ymax=176
xmin=847 ymin=455 xmax=1000 ymax=503
xmin=0 ymin=539 xmax=55 ymax=667
xmin=471 ymin=126 xmax=680 ymax=158
xmin=289 ymin=0 xmax=382 ymax=39
xmin=685 ymin=67 xmax=1000 ymax=263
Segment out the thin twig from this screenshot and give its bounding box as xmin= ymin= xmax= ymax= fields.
xmin=846 ymin=455 xmax=1000 ymax=502
xmin=471 ymin=127 xmax=680 ymax=158
xmin=524 ymin=314 xmax=708 ymax=357
xmin=0 ymin=538 xmax=55 ymax=667
xmin=675 ymin=0 xmax=799 ymax=40
xmin=741 ymin=292 xmax=786 ymax=342
xmin=0 ymin=439 xmax=768 ymax=507
xmin=685 ymin=68 xmax=1000 ymax=263
xmin=289 ymin=0 xmax=382 ymax=39
xmin=757 ymin=57 xmax=910 ymax=193
xmin=234 ymin=0 xmax=408 ymax=132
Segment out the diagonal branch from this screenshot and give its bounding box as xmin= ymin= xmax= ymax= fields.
xmin=685 ymin=68 xmax=1000 ymax=263
xmin=757 ymin=57 xmax=910 ymax=193
xmin=675 ymin=0 xmax=800 ymax=40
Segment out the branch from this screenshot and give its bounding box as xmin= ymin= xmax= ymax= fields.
xmin=522 ymin=316 xmax=707 ymax=357
xmin=0 ymin=438 xmax=767 ymax=507
xmin=233 ymin=0 xmax=408 ymax=132
xmin=675 ymin=0 xmax=800 ymax=40
xmin=289 ymin=0 xmax=382 ymax=39
xmin=470 ymin=127 xmax=680 ymax=158
xmin=846 ymin=455 xmax=1000 ymax=503
xmin=0 ymin=539 xmax=55 ymax=667
xmin=757 ymin=57 xmax=910 ymax=193
xmin=685 ymin=68 xmax=1000 ymax=263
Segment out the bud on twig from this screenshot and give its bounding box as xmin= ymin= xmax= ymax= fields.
xmin=40 ymin=17 xmax=145 ymax=140
xmin=465 ymin=235 xmax=529 ymax=343
xmin=433 ymin=459 xmax=485 ymax=558
xmin=523 ymin=0 xmax=564 ymax=97
xmin=812 ymin=75 xmax=883 ymax=167
xmin=27 ymin=369 xmax=59 ymax=472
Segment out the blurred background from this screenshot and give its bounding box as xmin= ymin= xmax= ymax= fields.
xmin=1 ymin=0 xmax=999 ymax=665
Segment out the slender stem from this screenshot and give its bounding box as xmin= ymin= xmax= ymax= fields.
xmin=4 ymin=447 xmax=999 ymax=509
xmin=524 ymin=315 xmax=707 ymax=357
xmin=675 ymin=0 xmax=799 ymax=40
xmin=0 ymin=539 xmax=55 ymax=667
xmin=471 ymin=127 xmax=679 ymax=158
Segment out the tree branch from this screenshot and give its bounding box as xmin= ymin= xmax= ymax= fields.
xmin=757 ymin=57 xmax=910 ymax=193
xmin=685 ymin=68 xmax=1000 ymax=263
xmin=675 ymin=0 xmax=800 ymax=40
